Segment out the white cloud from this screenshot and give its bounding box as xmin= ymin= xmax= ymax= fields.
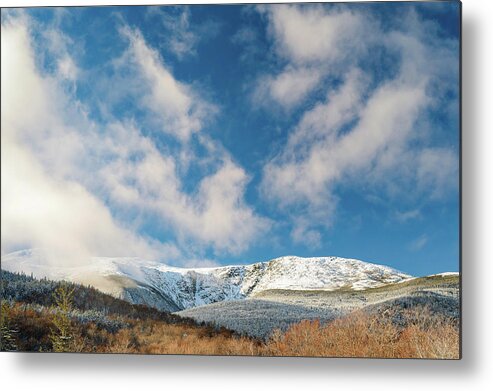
xmin=262 ymin=70 xmax=429 ymax=222
xmin=261 ymin=4 xmax=365 ymax=65
xmin=1 ymin=14 xmax=268 ymax=266
xmin=42 ymin=28 xmax=80 ymax=82
xmin=290 ymin=223 xmax=321 ymax=249
xmin=100 ymin=127 xmax=270 ymax=254
xmin=395 ymin=209 xmax=422 ymax=223
xmin=1 ymin=140 xmax=176 ymax=265
xmin=146 ymin=6 xmax=219 ymax=61
xmin=409 ymin=234 xmax=428 ymax=252
xmin=99 ymin=30 xmax=270 ymax=255
xmin=259 ymin=5 xmax=458 ymax=245
xmin=120 ymin=26 xmax=211 ymax=142
xmin=57 ymin=55 xmax=78 ymax=81
xmin=231 ymin=25 xmax=264 ymax=64
xmin=254 ymin=66 xmax=323 ymax=110
xmin=231 ymin=26 xmax=257 ymax=45
xmin=158 ymin=7 xmax=197 ymax=59
xmin=1 ymin=16 xmax=178 ymax=265
xmin=251 ymin=4 xmax=368 ymax=110
xmin=417 ymin=148 xmax=458 ymax=199
xmin=286 ymin=69 xmax=368 ymax=155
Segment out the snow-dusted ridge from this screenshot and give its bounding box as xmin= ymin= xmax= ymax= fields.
xmin=1 ymin=249 xmax=412 ymax=311
xmin=427 ymin=272 xmax=460 ymax=277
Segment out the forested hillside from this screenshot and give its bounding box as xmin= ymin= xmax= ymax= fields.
xmin=1 ymin=270 xmax=459 ymax=358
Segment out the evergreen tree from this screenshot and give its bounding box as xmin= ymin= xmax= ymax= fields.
xmin=0 ymin=301 xmax=17 ymax=351
xmin=50 ymin=283 xmax=75 ymax=352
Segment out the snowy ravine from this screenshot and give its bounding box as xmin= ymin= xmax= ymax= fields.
xmin=1 ymin=249 xmax=412 ymax=312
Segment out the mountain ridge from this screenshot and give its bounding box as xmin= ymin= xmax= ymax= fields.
xmin=2 ymin=249 xmax=413 ymax=311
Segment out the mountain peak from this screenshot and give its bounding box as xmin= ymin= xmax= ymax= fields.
xmin=1 ymin=250 xmax=412 ymax=312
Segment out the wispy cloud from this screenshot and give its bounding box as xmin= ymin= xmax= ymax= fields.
xmin=259 ymin=4 xmax=366 ymax=65
xmin=253 ymin=66 xmax=323 ymax=111
xmin=1 ymin=15 xmax=179 ymax=265
xmin=146 ymin=6 xmax=220 ymax=60
xmin=0 ymin=5 xmax=459 ymax=271
xmin=395 ymin=209 xmax=422 ymax=223
xmin=1 ymin=12 xmax=268 ymax=266
xmin=119 ymin=26 xmax=213 ymax=142
xmin=409 ymin=235 xmax=428 ymax=252
xmin=252 ymin=5 xmax=368 ymax=111
xmin=258 ymin=4 xmax=458 ymax=245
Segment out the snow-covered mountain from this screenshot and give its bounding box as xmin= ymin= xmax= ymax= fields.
xmin=1 ymin=249 xmax=412 ymax=312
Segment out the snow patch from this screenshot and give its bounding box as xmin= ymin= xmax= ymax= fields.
xmin=1 ymin=249 xmax=413 ymax=310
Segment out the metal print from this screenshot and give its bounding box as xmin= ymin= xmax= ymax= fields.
xmin=0 ymin=2 xmax=461 ymax=358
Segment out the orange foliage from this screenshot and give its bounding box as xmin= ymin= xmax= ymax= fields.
xmin=263 ymin=310 xmax=459 ymax=359
xmin=3 ymin=301 xmax=459 ymax=359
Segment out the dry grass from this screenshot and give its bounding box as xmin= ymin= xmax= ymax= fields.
xmin=75 ymin=307 xmax=461 ymax=359
xmin=3 ymin=301 xmax=459 ymax=359
xmin=262 ymin=308 xmax=459 ymax=359
xmin=101 ymin=321 xmax=260 ymax=356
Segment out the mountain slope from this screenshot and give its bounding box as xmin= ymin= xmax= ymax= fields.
xmin=178 ymin=274 xmax=460 ymax=339
xmin=1 ymin=249 xmax=411 ymax=311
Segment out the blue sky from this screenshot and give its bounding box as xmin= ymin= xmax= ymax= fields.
xmin=1 ymin=2 xmax=460 ymax=276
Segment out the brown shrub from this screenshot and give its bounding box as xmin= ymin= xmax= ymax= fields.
xmin=262 ymin=308 xmax=459 ymax=359
xmin=100 ymin=322 xmax=260 ymax=356
xmin=4 ymin=299 xmax=459 ymax=359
